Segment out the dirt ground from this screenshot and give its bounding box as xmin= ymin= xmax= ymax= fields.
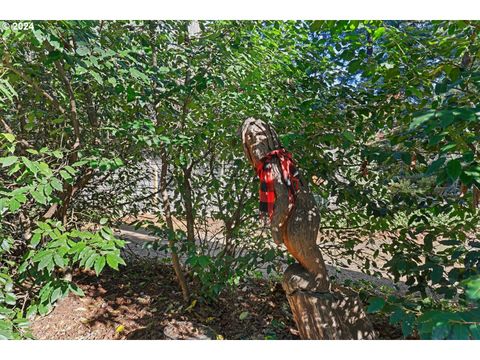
xmin=30 ymin=216 xmax=408 ymax=340
xmin=30 ymin=262 xmax=298 ymax=340
xmin=30 ymin=259 xmax=404 ymax=340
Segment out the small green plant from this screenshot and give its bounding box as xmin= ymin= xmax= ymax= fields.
xmin=0 ymin=135 xmax=125 ymax=338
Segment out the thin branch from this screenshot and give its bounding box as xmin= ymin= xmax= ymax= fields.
xmin=48 ymin=52 xmax=80 ymax=152
xmin=0 ymin=117 xmax=30 ymax=148
xmin=2 ymin=60 xmax=66 ymax=114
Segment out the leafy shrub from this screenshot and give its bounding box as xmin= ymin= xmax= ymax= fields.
xmin=134 ymin=219 xmax=287 ymax=301
xmin=0 ymin=134 xmax=125 ymax=339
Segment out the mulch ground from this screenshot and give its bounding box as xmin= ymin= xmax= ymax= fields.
xmin=30 ymin=260 xmax=404 ymax=340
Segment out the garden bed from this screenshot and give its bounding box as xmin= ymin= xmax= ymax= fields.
xmin=30 ymin=260 xmax=404 ymax=340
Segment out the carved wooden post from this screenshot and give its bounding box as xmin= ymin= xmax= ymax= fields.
xmin=240 ymin=118 xmax=376 ymax=340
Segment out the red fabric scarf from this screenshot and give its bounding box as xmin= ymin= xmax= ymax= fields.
xmin=256 ymin=148 xmax=300 ymax=221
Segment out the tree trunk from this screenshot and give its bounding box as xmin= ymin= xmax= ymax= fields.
xmin=182 ymin=166 xmax=195 ymax=243
xmin=161 ymin=150 xmax=190 ymax=302
xmin=152 ymin=159 xmax=159 ymax=208
xmin=474 ymin=186 xmax=480 ymax=208
xmin=283 ymin=264 xmax=376 ymax=340
xmin=240 ymin=118 xmax=376 ymax=340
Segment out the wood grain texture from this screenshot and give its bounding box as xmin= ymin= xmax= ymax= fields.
xmin=241 ymin=117 xmax=329 ymax=289
xmin=283 ymin=264 xmax=377 ymax=340
xmin=240 ymin=118 xmax=376 ymax=339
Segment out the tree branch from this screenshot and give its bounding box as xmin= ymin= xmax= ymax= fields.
xmin=2 ymin=60 xmax=66 ymax=115
xmin=48 ymin=52 xmax=80 ymax=153
xmin=0 ymin=117 xmax=30 ymax=148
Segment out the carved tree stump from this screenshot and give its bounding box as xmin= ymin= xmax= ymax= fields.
xmin=283 ymin=264 xmax=376 ymax=340
xmin=240 ymin=118 xmax=376 ymax=340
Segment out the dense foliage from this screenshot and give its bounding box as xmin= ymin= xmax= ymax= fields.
xmin=0 ymin=20 xmax=479 ymax=339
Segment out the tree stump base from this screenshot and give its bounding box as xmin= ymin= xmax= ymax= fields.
xmin=283 ymin=264 xmax=377 ymax=340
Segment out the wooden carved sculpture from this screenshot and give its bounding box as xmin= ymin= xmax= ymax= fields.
xmin=240 ymin=118 xmax=376 ymax=340
xmin=241 ymin=118 xmax=330 ymax=290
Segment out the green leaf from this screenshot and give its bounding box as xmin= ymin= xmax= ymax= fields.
xmin=22 ymin=157 xmax=38 ymax=174
xmin=431 ymin=322 xmax=449 ymax=339
xmin=47 ymin=50 xmax=62 ymax=62
xmin=431 ymin=265 xmax=443 ymax=284
xmin=31 ymin=189 xmax=47 ymax=205
xmin=423 ymin=233 xmax=434 ymax=252
xmin=84 ymin=253 xmax=97 ymax=269
xmin=448 ymin=67 xmax=461 ymax=82
xmin=0 ymin=156 xmax=18 ymax=167
xmin=64 ymin=165 xmax=76 ymax=175
xmin=106 ymin=253 xmax=121 ymax=270
xmin=50 ymin=287 xmax=63 ymax=303
xmin=50 ymin=177 xmax=63 ymax=191
xmin=373 ymin=27 xmax=385 ymax=40
xmin=446 ymin=159 xmax=462 ymax=180
xmin=8 ymin=199 xmax=20 ymax=212
xmin=69 ymin=283 xmax=85 ymax=297
xmin=463 ymin=276 xmax=480 ymax=301
xmin=342 ymin=131 xmax=355 ymax=142
xmin=426 ymin=157 xmax=445 ymax=175
xmin=438 ymin=110 xmax=454 ymax=128
xmin=239 ymin=311 xmax=249 ymax=320
xmin=129 ymin=67 xmax=149 ymax=83
xmin=94 ymin=256 xmax=106 ymax=276
xmin=367 ymin=297 xmax=385 ymax=313
xmin=4 ymin=293 xmax=16 ymax=305
xmin=441 ymin=143 xmax=457 ymax=153
xmin=53 ymin=254 xmax=65 ymax=268
xmin=107 ymin=77 xmax=117 ymax=86
xmin=37 ymin=303 xmax=52 ymax=316
xmin=68 ymin=241 xmax=86 ymax=255
xmin=37 ymin=253 xmax=53 ymax=271
xmin=59 ymin=170 xmax=72 ymax=182
xmin=409 ymin=110 xmax=435 ymax=129
xmin=30 ymin=233 xmax=41 ymax=247
xmin=310 ymin=20 xmax=324 ymax=32
xmin=0 ymin=330 xmax=13 ymax=340
xmin=91 ymin=71 xmax=103 ymax=85
xmin=157 ymin=136 xmax=170 ymax=144
xmin=76 ymin=46 xmax=90 ymax=56
xmin=2 ymin=133 xmax=15 ymax=142
xmin=449 ymin=324 xmax=470 ymax=340
xmin=469 ymin=324 xmax=480 ymax=339
xmin=26 ymin=305 xmax=37 ymax=319
xmin=52 ymin=150 xmax=63 ymax=159
xmin=401 ymin=313 xmax=415 ymax=337
xmin=197 ymin=255 xmax=210 ymax=267
xmin=389 ymin=308 xmax=405 ymax=325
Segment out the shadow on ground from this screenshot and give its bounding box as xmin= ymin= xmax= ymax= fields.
xmin=30 ymin=259 xmax=300 ymax=340
xmin=30 ymin=224 xmax=406 ymax=340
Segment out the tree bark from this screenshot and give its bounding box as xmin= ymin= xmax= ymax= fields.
xmin=240 ymin=118 xmax=376 ymax=339
xmin=474 ymin=186 xmax=480 ymax=208
xmin=283 ymin=264 xmax=376 ymax=340
xmin=161 ymin=148 xmax=190 ymax=302
xmin=182 ymin=166 xmax=195 ymax=243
